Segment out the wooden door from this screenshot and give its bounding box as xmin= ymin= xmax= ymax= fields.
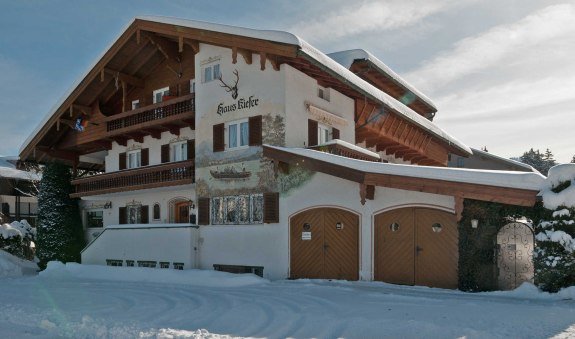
xmin=374 ymin=208 xmax=415 ymax=284
xmin=374 ymin=208 xmax=458 ymax=289
xmin=175 ymin=201 xmax=190 ymax=223
xmin=290 ymin=208 xmax=359 ymax=280
xmin=415 ymin=208 xmax=459 ymax=289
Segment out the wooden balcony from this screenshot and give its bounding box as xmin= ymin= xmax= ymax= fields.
xmin=105 ymin=93 xmax=195 ymax=137
xmin=70 ymin=160 xmax=195 ymax=198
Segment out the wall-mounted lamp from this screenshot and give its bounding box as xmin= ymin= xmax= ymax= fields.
xmin=471 ymin=219 xmax=479 ymax=229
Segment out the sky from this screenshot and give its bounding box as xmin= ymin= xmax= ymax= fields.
xmin=0 ymin=0 xmax=573 ymax=163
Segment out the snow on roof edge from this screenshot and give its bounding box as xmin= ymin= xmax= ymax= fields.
xmin=470 ymin=148 xmax=537 ymax=173
xmin=319 ymin=139 xmax=380 ymax=159
xmin=20 ymin=16 xmax=470 ymax=158
xmin=328 ymin=49 xmax=437 ymax=111
xmin=266 ymin=145 xmax=545 ymax=191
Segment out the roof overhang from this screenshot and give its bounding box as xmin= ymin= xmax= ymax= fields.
xmin=263 ymin=145 xmax=543 ymax=211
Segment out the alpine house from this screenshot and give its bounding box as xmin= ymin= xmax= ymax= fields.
xmin=19 ymin=17 xmax=545 ymax=289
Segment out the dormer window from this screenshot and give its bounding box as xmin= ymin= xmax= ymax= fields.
xmin=318 ymin=86 xmax=330 ymax=101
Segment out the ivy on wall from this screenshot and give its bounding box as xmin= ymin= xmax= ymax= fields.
xmin=458 ymin=199 xmax=547 ymax=291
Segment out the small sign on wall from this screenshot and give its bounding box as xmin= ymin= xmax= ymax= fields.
xmin=302 ymin=232 xmax=311 ymax=240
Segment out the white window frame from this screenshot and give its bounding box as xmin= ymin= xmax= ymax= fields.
xmin=153 ymin=87 xmax=170 ymax=104
xmin=201 ymin=63 xmax=221 ymax=83
xmin=127 ymin=149 xmax=141 ymax=169
xmin=170 ymin=141 xmax=188 ymax=162
xmin=225 ymin=118 xmax=249 ymax=151
xmin=318 ymin=123 xmax=331 ymax=145
xmin=131 ymin=100 xmax=140 ymax=110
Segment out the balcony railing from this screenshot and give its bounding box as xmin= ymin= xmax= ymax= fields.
xmin=310 ymin=142 xmax=381 ymax=162
xmin=71 ymin=160 xmax=195 ymax=198
xmin=104 ymin=93 xmax=195 ymax=134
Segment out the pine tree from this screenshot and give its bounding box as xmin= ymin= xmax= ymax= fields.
xmin=534 ymin=206 xmax=575 ymax=292
xmin=519 ymin=148 xmax=557 ymax=176
xmin=36 ymin=162 xmax=85 ymax=268
xmin=571 ymin=155 xmax=575 ymax=164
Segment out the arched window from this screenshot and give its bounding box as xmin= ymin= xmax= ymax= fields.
xmin=153 ymin=203 xmax=161 ymax=220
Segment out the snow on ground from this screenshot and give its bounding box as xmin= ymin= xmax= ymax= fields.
xmin=0 ymin=264 xmax=574 ymax=338
xmin=0 ymin=250 xmax=38 ymax=277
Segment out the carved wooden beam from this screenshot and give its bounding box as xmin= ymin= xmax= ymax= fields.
xmin=359 ymin=183 xmax=375 ymax=205
xmin=184 ymin=38 xmax=199 ymax=54
xmin=72 ymin=104 xmax=92 ymax=115
xmin=238 ymin=48 xmax=252 ymax=65
xmin=260 ymin=52 xmax=266 ymax=70
xmin=143 ymin=31 xmax=180 ymax=62
xmin=36 ymin=146 xmax=79 ymax=162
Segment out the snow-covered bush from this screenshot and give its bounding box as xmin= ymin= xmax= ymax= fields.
xmin=0 ymin=220 xmax=36 ymax=260
xmin=535 ymin=164 xmax=575 ymax=292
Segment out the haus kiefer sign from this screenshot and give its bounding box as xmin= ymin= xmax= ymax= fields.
xmin=217 ymin=69 xmax=259 ymax=115
xmin=217 ymin=96 xmax=260 ymax=116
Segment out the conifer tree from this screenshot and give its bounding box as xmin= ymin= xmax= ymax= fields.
xmin=36 ymin=162 xmax=85 ymax=268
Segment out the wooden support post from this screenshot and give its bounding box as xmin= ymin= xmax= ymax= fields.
xmin=121 ymin=81 xmax=127 ymax=113
xmin=232 ymin=46 xmax=238 ymax=64
xmin=359 ymin=183 xmax=367 ymax=205
xmin=260 ymin=52 xmax=266 ymax=71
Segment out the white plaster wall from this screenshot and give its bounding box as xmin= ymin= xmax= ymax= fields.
xmin=284 ymin=65 xmax=355 ymax=147
xmin=81 ymin=225 xmax=199 ymax=270
xmin=105 ymin=127 xmax=195 ymax=172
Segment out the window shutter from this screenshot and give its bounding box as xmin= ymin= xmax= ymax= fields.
xmin=263 ymin=192 xmax=279 ymax=223
xmin=119 ymin=152 xmax=127 ymax=170
xmin=213 ymin=123 xmax=225 ymax=152
xmin=141 ymin=148 xmax=149 ymax=166
xmin=308 ymin=119 xmax=318 ymax=147
xmin=161 ymin=144 xmax=170 ymax=163
xmin=249 ymin=115 xmax=263 ymax=146
xmin=141 ymin=205 xmax=149 ymax=224
xmin=332 ymin=127 xmax=340 ymax=140
xmin=119 ymin=207 xmax=127 ymax=225
xmin=187 ymin=139 xmax=195 ymax=160
xmin=198 ymin=198 xmax=210 ymax=225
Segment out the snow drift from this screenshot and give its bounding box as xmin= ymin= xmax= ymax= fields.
xmin=0 ymin=250 xmax=38 ymax=277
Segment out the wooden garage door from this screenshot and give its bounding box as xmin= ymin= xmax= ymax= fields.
xmin=374 ymin=207 xmax=458 ymax=289
xmin=290 ymin=208 xmax=359 ymax=281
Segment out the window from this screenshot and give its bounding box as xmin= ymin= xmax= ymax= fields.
xmin=318 ymin=86 xmax=330 ymax=101
xmin=226 ymin=119 xmax=249 ymax=150
xmin=160 ymin=262 xmax=170 ymax=269
xmin=202 ymin=63 xmax=221 ymax=83
xmin=212 ymin=194 xmax=264 ymax=225
xmin=137 ymin=261 xmax=157 ymax=268
xmin=131 ymin=100 xmax=140 ymax=110
xmin=126 ymin=260 xmax=135 ymax=267
xmin=127 ymin=205 xmax=142 ymax=224
xmin=153 ymin=203 xmax=161 ymax=221
xmin=106 ymin=259 xmax=123 ymax=267
xmin=318 ymin=123 xmax=331 ymax=144
xmin=171 ymin=141 xmax=188 ymax=162
xmin=86 ymin=210 xmax=103 ymax=228
xmin=153 ymin=87 xmax=170 ymax=104
xmin=127 ymin=150 xmax=141 ymax=169
xmin=173 ymin=262 xmax=184 ymax=270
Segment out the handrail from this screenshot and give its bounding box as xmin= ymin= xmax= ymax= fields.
xmin=103 ymin=93 xmax=195 ymax=122
xmin=72 ymin=160 xmax=194 ymax=184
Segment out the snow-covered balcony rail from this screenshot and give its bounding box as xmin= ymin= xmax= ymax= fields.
xmin=70 ymin=160 xmax=195 ymax=198
xmin=105 ymin=93 xmax=195 ymax=134
xmin=309 ymin=140 xmax=381 ymax=162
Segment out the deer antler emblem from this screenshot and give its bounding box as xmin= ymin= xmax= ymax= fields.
xmin=218 ymin=69 xmax=239 ymax=99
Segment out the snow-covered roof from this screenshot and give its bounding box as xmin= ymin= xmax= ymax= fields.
xmin=19 ymin=16 xmax=471 ymax=157
xmin=328 ymin=49 xmax=437 ymax=112
xmin=266 ymin=145 xmax=545 ymax=191
xmin=470 ymin=148 xmax=537 ymax=172
xmin=0 ymin=157 xmax=39 ymax=181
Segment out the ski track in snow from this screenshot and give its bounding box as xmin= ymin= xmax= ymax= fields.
xmin=0 ymin=275 xmax=574 ymax=338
